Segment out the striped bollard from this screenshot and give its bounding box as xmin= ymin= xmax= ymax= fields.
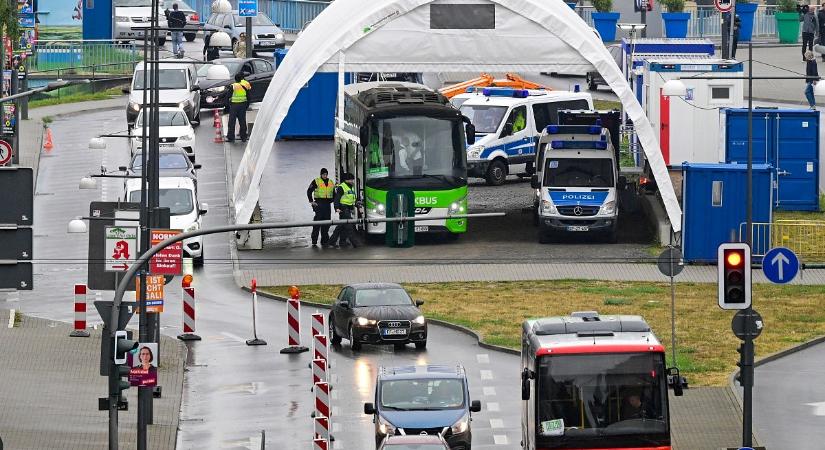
xmin=313 ymin=333 xmax=329 ymax=363
xmin=314 ymin=381 xmax=331 ymax=419
xmin=280 ymin=286 xmax=308 ymax=354
xmin=311 ymin=313 xmax=325 ymax=339
xmin=70 ymin=284 xmax=90 ymax=337
xmin=313 ymin=438 xmax=328 ymax=450
xmin=178 ymin=275 xmax=201 ymax=341
xmin=314 ymin=415 xmax=330 ymax=442
xmin=312 ymin=358 xmax=327 ymax=384
xmin=247 ymin=278 xmax=267 ymax=346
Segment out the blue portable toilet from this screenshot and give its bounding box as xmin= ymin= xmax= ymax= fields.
xmin=724 ymin=108 xmax=820 ymax=211
xmin=682 ymin=163 xmax=773 ymax=263
xmin=273 ymin=49 xmax=349 ymax=139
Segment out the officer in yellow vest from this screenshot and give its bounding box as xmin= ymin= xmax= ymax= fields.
xmin=329 ymin=172 xmax=359 ymax=248
xmin=306 ymin=168 xmax=335 ymax=247
xmin=226 ymin=73 xmax=252 ymax=142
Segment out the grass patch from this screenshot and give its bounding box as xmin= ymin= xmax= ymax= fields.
xmin=593 ymin=99 xmax=621 ymax=111
xmin=29 ymin=87 xmax=125 ymax=109
xmin=262 ymin=280 xmax=825 ymax=386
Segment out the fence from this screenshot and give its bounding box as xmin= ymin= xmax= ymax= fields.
xmin=32 ymin=41 xmax=140 ymax=75
xmin=742 ymin=221 xmax=825 ymax=263
xmin=688 ymin=5 xmax=777 ymax=38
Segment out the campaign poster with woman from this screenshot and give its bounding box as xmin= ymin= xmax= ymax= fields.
xmin=128 ymin=343 xmax=158 ymax=387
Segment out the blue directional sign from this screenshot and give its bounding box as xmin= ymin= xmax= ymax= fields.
xmin=238 ymin=0 xmax=258 ymax=17
xmin=763 ymin=247 xmax=799 ymax=284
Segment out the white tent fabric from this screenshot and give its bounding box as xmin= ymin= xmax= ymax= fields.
xmin=233 ymin=0 xmax=683 ymax=233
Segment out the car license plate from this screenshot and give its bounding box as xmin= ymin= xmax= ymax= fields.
xmin=383 ymin=328 xmax=407 ymax=336
xmin=159 ymin=143 xmax=174 ymax=148
xmin=260 ymin=40 xmax=273 ymax=45
xmin=567 ymin=225 xmax=589 ymax=232
xmin=414 ymin=226 xmax=428 ymax=232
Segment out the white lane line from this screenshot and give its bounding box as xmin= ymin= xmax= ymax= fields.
xmin=476 ymin=354 xmax=490 ymax=364
xmin=331 ymin=406 xmax=340 ymax=416
xmin=7 ymin=309 xmax=14 ymax=328
xmin=331 ymin=389 xmax=339 ymax=400
xmin=483 ymin=387 xmax=496 ymax=396
xmin=486 ymin=402 xmax=500 ymax=412
xmin=220 ymin=332 xmax=246 ymax=343
xmin=480 ymin=369 xmax=493 ymax=380
xmin=490 ymin=418 xmax=504 ymax=428
xmin=493 ymin=435 xmax=508 ymax=445
xmin=332 ymin=423 xmax=341 ymax=433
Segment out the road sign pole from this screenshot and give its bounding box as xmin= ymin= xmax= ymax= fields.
xmin=246 ymin=17 xmax=253 ymax=59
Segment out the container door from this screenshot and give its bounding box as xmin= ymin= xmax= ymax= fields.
xmin=659 ymin=90 xmax=670 ymax=165
xmin=724 ymin=110 xmax=771 ymax=165
xmin=774 ymin=111 xmax=820 ymax=211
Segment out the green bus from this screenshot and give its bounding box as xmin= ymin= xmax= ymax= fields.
xmin=335 ymin=82 xmax=475 ymax=237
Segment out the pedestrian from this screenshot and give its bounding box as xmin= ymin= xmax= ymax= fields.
xmin=722 ymin=12 xmax=741 ymax=59
xmin=805 ymin=50 xmax=819 ymax=110
xmin=819 ymin=2 xmax=825 ymax=60
xmin=328 ymin=173 xmax=359 ymax=248
xmin=166 ymin=3 xmax=187 ymax=57
xmin=802 ymin=5 xmax=819 ymax=62
xmin=307 ymin=168 xmax=335 ymax=247
xmin=226 ymin=73 xmax=251 ymax=142
xmin=233 ymin=32 xmax=248 ymax=58
xmin=203 ymin=32 xmax=220 ymax=61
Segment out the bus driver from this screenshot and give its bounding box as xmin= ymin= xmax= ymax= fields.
xmin=398 ymin=133 xmax=424 ymax=173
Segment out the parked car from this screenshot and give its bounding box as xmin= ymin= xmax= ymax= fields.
xmin=114 ymin=0 xmax=167 ymax=44
xmin=197 ymin=57 xmax=274 ymax=109
xmin=123 ymin=147 xmax=200 ymax=180
xmin=169 ymin=0 xmax=201 ymax=42
xmin=130 ymin=107 xmax=197 ymax=162
xmin=126 ymin=59 xmax=201 ymax=126
xmin=204 ymin=10 xmax=285 ymax=53
xmin=329 ymin=283 xmax=427 ymax=351
xmin=379 ymin=434 xmax=450 ymax=449
xmin=586 ymin=44 xmax=623 ymax=91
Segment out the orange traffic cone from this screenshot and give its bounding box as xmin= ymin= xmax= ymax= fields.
xmin=213 ymin=116 xmax=224 ymax=143
xmin=43 ymin=127 xmax=54 ymax=153
xmin=213 ymin=109 xmax=221 ymax=128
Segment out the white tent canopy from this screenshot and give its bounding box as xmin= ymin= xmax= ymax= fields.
xmin=233 ymin=0 xmax=683 ymax=232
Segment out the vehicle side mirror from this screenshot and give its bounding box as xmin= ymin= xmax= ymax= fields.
xmin=667 ymin=367 xmax=687 ymax=397
xmin=465 ymin=122 xmax=475 ymax=145
xmin=470 ymin=400 xmax=481 ymax=413
xmin=122 ymin=87 xmax=131 ymax=94
xmin=359 ymin=126 xmax=369 ymax=148
xmin=501 ymin=122 xmax=513 ymax=137
xmin=199 ymin=202 xmax=209 ymax=215
xmin=194 ymin=164 xmax=202 ymax=169
xmin=191 ymin=85 xmax=200 ymax=91
xmin=415 ymin=300 xmax=424 ymax=307
xmin=521 ymin=368 xmax=533 ymax=400
xmin=617 ymin=175 xmax=627 ymax=190
xmin=340 ymin=300 xmax=349 ymax=309
xmin=364 ymin=402 xmax=376 ymax=415
xmin=530 ymin=175 xmax=540 ymax=189
xmin=118 ymin=166 xmax=127 ymax=172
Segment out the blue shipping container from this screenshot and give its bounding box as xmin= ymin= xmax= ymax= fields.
xmin=724 ymin=108 xmax=820 ymax=211
xmin=273 ymin=49 xmax=348 ymax=139
xmin=682 ymin=163 xmax=773 ymax=263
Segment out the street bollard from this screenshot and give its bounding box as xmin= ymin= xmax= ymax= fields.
xmin=313 ymin=438 xmax=328 ymax=450
xmin=177 ymin=274 xmax=201 ymax=341
xmin=280 ymin=285 xmax=308 ymax=354
xmin=312 ymin=358 xmax=327 ymax=385
xmin=70 ymin=284 xmax=90 ymax=337
xmin=313 ymin=381 xmax=331 ymax=419
xmin=313 ymin=333 xmax=329 ymax=363
xmin=314 ymin=415 xmax=330 ymax=442
xmin=247 ymin=278 xmax=267 ymax=346
xmin=311 ymin=312 xmax=325 ymax=339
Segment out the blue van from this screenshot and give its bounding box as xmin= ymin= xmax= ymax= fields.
xmin=364 ymin=365 xmax=482 ymax=450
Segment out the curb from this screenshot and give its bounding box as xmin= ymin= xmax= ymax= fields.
xmin=248 ymin=287 xmax=520 ymax=357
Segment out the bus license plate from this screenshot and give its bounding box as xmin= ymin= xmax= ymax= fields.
xmin=567 ymin=225 xmax=589 ymax=232
xmin=414 ymin=226 xmax=428 ymax=232
xmin=383 ymin=329 xmax=407 ymax=336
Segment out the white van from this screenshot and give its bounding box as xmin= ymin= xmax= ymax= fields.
xmin=124 ymin=176 xmax=207 ymax=265
xmin=126 ymin=59 xmax=201 ymax=126
xmin=458 ymin=88 xmax=593 ymax=185
xmin=114 ymin=0 xmax=167 ymax=45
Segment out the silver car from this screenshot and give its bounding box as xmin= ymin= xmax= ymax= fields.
xmin=204 ymin=10 xmax=285 ymax=53
xmin=114 ymin=0 xmax=168 ymax=45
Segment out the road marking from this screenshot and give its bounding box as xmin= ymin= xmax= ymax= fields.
xmin=220 ymin=332 xmax=246 ymax=343
xmin=487 ymin=402 xmax=500 ymax=412
xmin=493 ymin=435 xmax=509 ymax=445
xmin=480 ymin=369 xmax=493 ymax=380
xmin=476 ymin=354 xmax=490 ymax=364
xmin=807 ymin=401 xmax=825 ymax=416
xmin=7 ymin=309 xmax=14 ymax=328
xmin=331 ymin=389 xmax=339 ymax=400
xmin=483 ymin=386 xmax=496 ymax=396
xmin=332 ymin=422 xmax=341 ymax=432
xmin=331 ymin=406 xmax=340 ymax=416
xmin=490 ymin=418 xmax=504 ymax=428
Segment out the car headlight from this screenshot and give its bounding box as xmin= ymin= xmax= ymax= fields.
xmin=186 ymin=222 xmax=200 ymax=232
xmin=178 ymin=134 xmax=193 ymax=142
xmin=116 ymin=16 xmax=130 ymax=22
xmin=450 ymin=413 xmax=469 ymax=435
xmin=541 ymin=199 xmax=557 ymax=215
xmin=377 ymin=416 xmax=396 ymax=436
xmin=467 ymin=145 xmax=485 ymax=159
xmin=413 ymin=315 xmax=425 ymax=325
xmin=356 ymin=317 xmax=377 ymax=326
xmin=209 ymin=85 xmax=226 ymax=93
xmin=599 ymin=200 xmax=616 ymax=216
xmin=275 ymin=33 xmax=284 ymax=40
xmin=130 ymin=102 xmax=141 ymax=112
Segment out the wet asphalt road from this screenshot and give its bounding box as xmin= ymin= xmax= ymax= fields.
xmin=20 ymin=107 xmax=523 ymax=449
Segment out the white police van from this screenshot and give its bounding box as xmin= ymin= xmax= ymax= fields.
xmin=531 ymin=124 xmax=623 ymax=243
xmin=458 ymin=88 xmax=593 ymax=185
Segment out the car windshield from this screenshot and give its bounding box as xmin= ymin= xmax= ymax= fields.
xmin=365 ymin=116 xmax=466 ymax=189
xmin=129 ymin=188 xmax=194 ymax=215
xmin=354 ymin=288 xmax=413 ymax=307
xmin=197 ymin=61 xmax=241 ymax=77
xmin=459 ymin=104 xmax=507 ymax=134
xmin=133 ymin=69 xmax=188 ymax=90
xmin=380 ymin=378 xmax=465 ymax=410
xmin=535 ymin=353 xmax=669 ymax=448
xmin=130 ymin=153 xmax=190 ymax=170
xmin=544 ymin=158 xmax=614 ymax=188
xmin=234 ymin=13 xmax=274 ymax=26
xmin=135 ymin=110 xmax=189 ymax=127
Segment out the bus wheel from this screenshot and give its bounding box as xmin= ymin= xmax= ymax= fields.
xmin=485 ymin=160 xmax=507 ymax=186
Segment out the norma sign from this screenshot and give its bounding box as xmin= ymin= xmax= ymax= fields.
xmin=0 ymin=139 xmax=11 ymax=165
xmin=135 ymin=274 xmax=164 ymax=313
xmin=238 ymin=0 xmax=257 ymax=17
xmin=105 ymin=226 xmax=138 ymax=272
xmin=150 ymin=229 xmax=183 ymax=275
xmin=714 ymin=0 xmax=732 ymax=13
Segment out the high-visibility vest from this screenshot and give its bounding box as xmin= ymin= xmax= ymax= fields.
xmin=230 ymin=80 xmax=251 ymax=103
xmin=314 ymin=177 xmax=334 ymax=199
xmin=339 ymin=182 xmax=356 ymax=206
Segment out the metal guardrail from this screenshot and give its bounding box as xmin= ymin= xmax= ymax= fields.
xmin=742 ymin=221 xmax=825 ymax=262
xmin=688 ymin=5 xmax=777 ymax=38
xmin=32 ymin=40 xmax=140 ymax=75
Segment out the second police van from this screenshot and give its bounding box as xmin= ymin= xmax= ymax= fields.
xmin=458 ymin=88 xmax=593 ymax=185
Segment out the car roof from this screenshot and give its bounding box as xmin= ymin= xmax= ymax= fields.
xmin=135 ymin=59 xmax=196 ymax=71
xmin=378 ymin=365 xmax=466 ymax=380
xmin=348 ymin=282 xmax=404 ymax=290
xmin=460 ymin=90 xmax=591 ymax=107
xmin=131 ymin=147 xmax=191 ymax=157
xmin=125 ymin=176 xmax=195 ymax=191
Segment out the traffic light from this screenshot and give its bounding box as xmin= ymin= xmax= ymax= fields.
xmin=717 ymin=243 xmax=751 ymax=310
xmin=113 ymin=330 xmax=138 ymax=364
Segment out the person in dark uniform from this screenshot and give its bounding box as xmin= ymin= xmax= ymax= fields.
xmin=307 ymin=168 xmax=335 ymax=247
xmin=329 ymin=172 xmax=359 ymax=248
xmin=203 ymin=32 xmax=220 ymax=61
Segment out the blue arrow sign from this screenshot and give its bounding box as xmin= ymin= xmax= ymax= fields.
xmin=238 ymin=0 xmax=258 ymax=17
xmin=763 ymin=247 xmax=799 ymax=284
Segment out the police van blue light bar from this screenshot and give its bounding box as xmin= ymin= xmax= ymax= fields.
xmin=545 ymin=125 xmax=602 ymax=135
xmin=550 ymin=140 xmax=609 ymax=150
xmin=482 ymin=87 xmax=529 ymax=98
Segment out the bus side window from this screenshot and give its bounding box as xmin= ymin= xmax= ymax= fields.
xmin=346 ymin=141 xmax=357 ymax=176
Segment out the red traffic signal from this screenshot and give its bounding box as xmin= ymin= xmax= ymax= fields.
xmin=718 ymin=243 xmax=751 ymax=310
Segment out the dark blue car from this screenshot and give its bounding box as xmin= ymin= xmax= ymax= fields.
xmin=364 ymin=365 xmax=481 ymax=450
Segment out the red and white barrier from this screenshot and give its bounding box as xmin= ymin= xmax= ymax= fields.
xmin=313 ymin=438 xmax=328 ymax=450
xmin=314 ymin=415 xmax=330 ymax=441
xmin=311 ymin=313 xmax=325 ymax=339
xmin=312 ymin=358 xmax=327 ymax=384
xmin=313 ymin=333 xmax=329 ymax=362
xmin=70 ymin=284 xmax=90 ymax=337
xmin=314 ymin=381 xmax=331 ymax=419
xmin=178 ymin=276 xmax=201 ymax=341
xmin=280 ymin=295 xmax=308 ymax=353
